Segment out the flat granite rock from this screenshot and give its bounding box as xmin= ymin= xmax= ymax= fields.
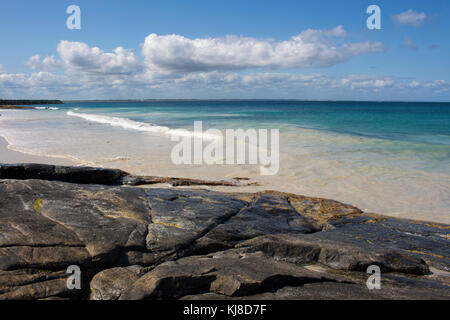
xmin=0 ymin=164 xmax=449 ymax=300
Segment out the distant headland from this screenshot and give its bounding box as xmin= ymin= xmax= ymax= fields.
xmin=0 ymin=100 xmax=63 ymax=109
xmin=0 ymin=99 xmax=63 ymax=106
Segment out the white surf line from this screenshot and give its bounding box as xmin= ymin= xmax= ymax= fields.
xmin=66 ymin=110 xmax=219 ymax=141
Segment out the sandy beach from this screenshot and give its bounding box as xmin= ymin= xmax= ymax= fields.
xmin=0 ymin=136 xmax=74 ymax=165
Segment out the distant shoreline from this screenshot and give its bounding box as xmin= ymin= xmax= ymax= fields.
xmin=0 ymin=105 xmax=61 ymax=110
xmin=0 ymin=99 xmax=63 ymax=110
xmin=62 ymin=99 xmax=450 ymax=104
xmin=1 ymin=98 xmax=449 ymax=104
xmin=0 ymin=99 xmax=63 ymax=106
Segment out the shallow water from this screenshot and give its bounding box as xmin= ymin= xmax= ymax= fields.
xmin=0 ymin=100 xmax=449 ymax=223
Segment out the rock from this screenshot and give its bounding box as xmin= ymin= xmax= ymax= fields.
xmin=0 ymin=164 xmax=448 ymax=300
xmin=237 ymin=234 xmax=430 ymax=275
xmin=122 ymin=175 xmax=254 ymax=187
xmin=0 ymin=164 xmax=126 ymax=185
xmin=288 ymin=193 xmax=362 ymax=228
xmin=90 ymin=266 xmax=144 ymax=300
xmin=181 ymin=282 xmax=450 ymax=300
xmin=0 ymin=163 xmax=254 ymax=187
xmin=309 ymin=214 xmax=450 ymax=272
xmin=190 ymin=193 xmax=320 ymax=254
xmin=119 ymin=250 xmax=342 ymax=300
xmin=0 ymin=269 xmax=72 ymax=300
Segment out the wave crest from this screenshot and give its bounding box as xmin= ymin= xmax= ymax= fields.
xmin=66 ymin=110 xmax=218 ymax=141
xmin=35 ymin=106 xmax=59 ymax=110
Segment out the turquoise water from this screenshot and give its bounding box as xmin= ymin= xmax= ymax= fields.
xmin=59 ymin=100 xmax=450 ymax=145
xmin=59 ymin=100 xmax=450 ymax=172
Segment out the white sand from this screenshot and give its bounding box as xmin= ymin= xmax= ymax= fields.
xmin=0 ymin=136 xmax=74 ymax=165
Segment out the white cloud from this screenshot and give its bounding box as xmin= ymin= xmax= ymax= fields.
xmin=56 ymin=41 xmax=141 ymax=75
xmin=8 ymin=28 xmax=448 ymax=100
xmin=0 ymin=64 xmax=6 ymax=73
xmin=1 ymin=69 xmax=449 ymax=100
xmin=392 ymin=9 xmax=427 ymax=27
xmin=423 ymin=80 xmax=448 ymax=88
xmin=409 ymin=80 xmax=420 ymax=88
xmin=25 ymin=27 xmax=383 ymax=77
xmin=134 ymin=72 xmax=432 ymax=92
xmin=344 ymin=77 xmax=394 ymax=89
xmin=25 ymin=54 xmax=62 ymax=71
xmin=422 ymin=80 xmax=450 ymax=94
xmin=142 ymin=26 xmax=384 ymax=72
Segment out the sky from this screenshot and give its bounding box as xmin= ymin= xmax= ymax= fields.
xmin=0 ymin=0 xmax=449 ymax=101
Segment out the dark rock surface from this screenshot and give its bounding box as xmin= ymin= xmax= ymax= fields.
xmin=0 ymin=163 xmax=126 ymax=185
xmin=0 ymin=164 xmax=449 ymax=300
xmin=0 ymin=163 xmax=251 ymax=187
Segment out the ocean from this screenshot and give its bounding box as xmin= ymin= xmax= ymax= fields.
xmin=1 ymin=100 xmax=449 ymax=223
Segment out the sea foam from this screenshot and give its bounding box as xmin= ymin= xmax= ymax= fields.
xmin=66 ymin=110 xmax=218 ymax=141
xmin=35 ymin=106 xmax=59 ymax=110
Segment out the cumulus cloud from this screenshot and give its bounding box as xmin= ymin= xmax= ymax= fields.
xmin=0 ymin=64 xmax=6 ymax=73
xmin=56 ymin=41 xmax=141 ymax=75
xmin=10 ymin=27 xmax=449 ymax=99
xmin=25 ymin=54 xmax=62 ymax=71
xmin=392 ymin=9 xmax=427 ymax=27
xmin=25 ymin=27 xmax=383 ymax=77
xmin=142 ymin=26 xmax=384 ymax=72
xmin=402 ymin=39 xmax=418 ymax=51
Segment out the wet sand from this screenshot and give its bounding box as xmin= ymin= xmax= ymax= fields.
xmin=0 ymin=136 xmax=74 ymax=165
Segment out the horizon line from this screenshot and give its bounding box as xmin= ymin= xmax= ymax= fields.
xmin=2 ymin=98 xmax=450 ymax=104
xmin=61 ymin=98 xmax=450 ymax=104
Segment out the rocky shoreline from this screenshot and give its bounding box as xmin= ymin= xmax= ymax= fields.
xmin=0 ymin=163 xmax=448 ymax=300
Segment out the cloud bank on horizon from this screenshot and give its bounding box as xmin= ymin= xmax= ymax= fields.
xmin=0 ymin=5 xmax=449 ymax=101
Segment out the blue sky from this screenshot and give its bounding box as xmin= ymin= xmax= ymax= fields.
xmin=0 ymin=0 xmax=449 ymax=101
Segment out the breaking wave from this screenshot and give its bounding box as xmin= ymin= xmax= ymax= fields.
xmin=34 ymin=106 xmax=59 ymax=110
xmin=66 ymin=110 xmax=218 ymax=141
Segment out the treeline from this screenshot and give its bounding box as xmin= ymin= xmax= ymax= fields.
xmin=0 ymin=100 xmax=63 ymax=105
